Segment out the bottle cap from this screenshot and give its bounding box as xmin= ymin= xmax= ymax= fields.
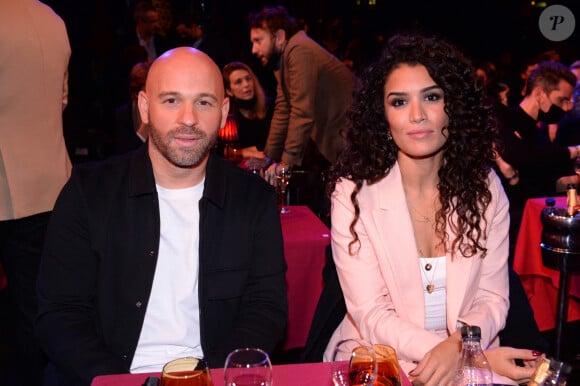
xmin=460 ymin=325 xmax=481 ymax=338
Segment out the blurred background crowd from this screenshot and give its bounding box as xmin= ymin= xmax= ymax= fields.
xmin=39 ymin=0 xmax=579 ymax=164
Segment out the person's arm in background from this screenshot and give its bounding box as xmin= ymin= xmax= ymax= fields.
xmin=263 ymin=69 xmax=290 ymax=163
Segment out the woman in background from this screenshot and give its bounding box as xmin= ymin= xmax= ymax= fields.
xmin=323 ymin=33 xmax=538 ymax=385
xmin=222 ymin=61 xmax=272 ymax=159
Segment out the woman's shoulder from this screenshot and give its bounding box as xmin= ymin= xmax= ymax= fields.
xmin=486 ymin=167 xmax=510 ymax=206
xmin=487 ymin=168 xmax=505 ymax=192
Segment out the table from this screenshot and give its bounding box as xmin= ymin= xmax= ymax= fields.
xmin=512 ymin=196 xmax=580 ymax=331
xmin=90 ymin=361 xmax=413 ymax=386
xmin=280 ymin=206 xmax=330 ymax=350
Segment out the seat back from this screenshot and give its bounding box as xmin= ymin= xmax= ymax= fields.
xmin=301 ymin=244 xmax=346 ymax=362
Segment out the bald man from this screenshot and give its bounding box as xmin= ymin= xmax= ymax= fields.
xmin=36 ymin=47 xmax=288 ymax=386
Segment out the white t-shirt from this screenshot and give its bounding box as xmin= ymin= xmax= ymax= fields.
xmin=419 ymin=256 xmax=447 ymax=337
xmin=130 ymin=181 xmax=204 ymax=373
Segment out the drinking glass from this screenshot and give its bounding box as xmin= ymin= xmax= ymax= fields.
xmin=331 ymin=339 xmax=377 ymax=386
xmin=160 ymin=357 xmax=213 ymax=386
xmin=224 ymin=348 xmax=273 ymax=386
xmin=275 ymin=163 xmax=292 ymax=214
xmin=372 ymin=344 xmax=401 ymax=386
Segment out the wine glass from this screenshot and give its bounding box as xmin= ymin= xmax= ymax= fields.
xmin=331 ymin=339 xmax=377 ymax=386
xmin=160 ymin=357 xmax=213 ymax=386
xmin=224 ymin=348 xmax=272 ymax=386
xmin=275 ymin=163 xmax=292 ymax=214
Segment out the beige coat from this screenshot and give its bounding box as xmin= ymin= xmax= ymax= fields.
xmin=0 ymin=0 xmax=72 ymax=220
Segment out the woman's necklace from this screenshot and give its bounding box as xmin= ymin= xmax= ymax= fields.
xmin=418 ymin=249 xmax=439 ymax=294
xmin=408 ymin=204 xmax=432 ymax=222
xmin=408 ymin=191 xmax=440 ymax=293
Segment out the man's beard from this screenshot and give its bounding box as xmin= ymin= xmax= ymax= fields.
xmin=148 ymin=122 xmax=218 ymax=168
xmin=265 ymin=48 xmax=282 ymax=71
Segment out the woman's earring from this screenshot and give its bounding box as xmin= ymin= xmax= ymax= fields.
xmin=386 ymin=130 xmax=392 ymax=141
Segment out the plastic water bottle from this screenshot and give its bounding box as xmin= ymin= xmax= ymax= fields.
xmin=453 ymin=325 xmax=492 ymax=386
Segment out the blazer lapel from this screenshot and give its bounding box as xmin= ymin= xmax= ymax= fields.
xmin=367 ymin=163 xmax=427 ymax=326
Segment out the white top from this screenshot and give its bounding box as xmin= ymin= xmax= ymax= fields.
xmin=130 ymin=181 xmax=204 ymax=373
xmin=419 ymin=256 xmax=447 ymax=336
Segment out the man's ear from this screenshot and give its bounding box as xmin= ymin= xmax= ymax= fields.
xmin=137 ymin=90 xmax=149 ymax=124
xmin=220 ymin=97 xmax=230 ymax=128
xmin=274 ymin=29 xmax=286 ymax=47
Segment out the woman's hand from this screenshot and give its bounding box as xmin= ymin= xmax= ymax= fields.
xmin=408 ymin=331 xmax=462 ymax=386
xmin=485 ymin=346 xmax=541 ymax=385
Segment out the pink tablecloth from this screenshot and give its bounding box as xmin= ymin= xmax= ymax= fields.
xmin=91 ymin=361 xmax=412 ymax=386
xmin=512 ymin=196 xmax=580 ymax=331
xmin=280 ymin=206 xmax=330 ymax=350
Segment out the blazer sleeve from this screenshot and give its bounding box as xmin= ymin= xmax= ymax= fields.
xmin=264 ymin=70 xmax=289 ymax=162
xmin=278 ymin=43 xmax=318 ymax=166
xmin=455 ymin=171 xmax=510 ymax=348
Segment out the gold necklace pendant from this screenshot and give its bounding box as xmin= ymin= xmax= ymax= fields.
xmin=419 ymin=258 xmax=439 ymax=295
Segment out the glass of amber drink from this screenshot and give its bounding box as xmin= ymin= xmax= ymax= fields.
xmin=331 ymin=338 xmax=377 ymax=386
xmin=372 ymin=344 xmax=401 ymax=386
xmin=161 ymin=357 xmax=213 ymax=386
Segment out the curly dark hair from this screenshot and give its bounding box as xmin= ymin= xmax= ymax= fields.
xmin=328 ymin=33 xmax=497 ymax=258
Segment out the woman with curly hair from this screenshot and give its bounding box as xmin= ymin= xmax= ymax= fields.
xmin=322 ymin=34 xmax=537 ymax=385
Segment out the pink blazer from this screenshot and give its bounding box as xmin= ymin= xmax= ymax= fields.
xmin=324 ymin=162 xmax=510 ymax=367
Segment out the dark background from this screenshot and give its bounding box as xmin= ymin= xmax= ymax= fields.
xmin=40 ymin=0 xmax=580 ymax=163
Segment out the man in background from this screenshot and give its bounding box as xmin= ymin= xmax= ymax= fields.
xmin=0 ymin=1 xmax=72 ymax=384
xmin=130 ymin=0 xmax=169 ymax=63
xmin=112 ymin=61 xmax=151 ymax=155
xmin=249 ymin=5 xmax=356 ymax=171
xmin=248 ymin=6 xmax=356 ymax=221
xmin=173 ymin=13 xmax=234 ymax=70
xmin=497 ymin=61 xmax=576 ymax=262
